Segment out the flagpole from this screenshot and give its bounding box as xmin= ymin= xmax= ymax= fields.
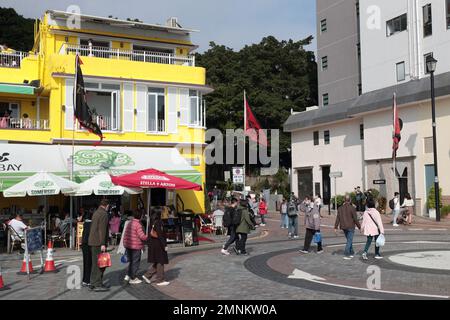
xmin=392 ymin=93 xmax=396 ymax=201
xmin=69 ymin=54 xmax=78 ymax=250
xmin=243 ymin=90 xmax=247 ymax=190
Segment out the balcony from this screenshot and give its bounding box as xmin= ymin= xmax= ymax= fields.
xmin=0 ymin=51 xmax=29 ymax=68
xmin=76 ymin=115 xmax=120 ymax=132
xmin=61 ymin=44 xmax=195 ymax=67
xmin=0 ymin=117 xmax=49 ymax=130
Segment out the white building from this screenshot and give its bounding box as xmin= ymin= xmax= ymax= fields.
xmin=285 ymin=0 xmax=450 ymax=216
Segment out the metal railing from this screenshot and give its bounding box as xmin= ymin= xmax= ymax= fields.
xmin=0 ymin=118 xmax=49 ymax=130
xmin=62 ymin=44 xmax=195 ymax=66
xmin=0 ymin=51 xmax=29 ymax=68
xmin=147 ymin=119 xmax=165 ymax=133
xmin=77 ymin=115 xmax=120 ymax=132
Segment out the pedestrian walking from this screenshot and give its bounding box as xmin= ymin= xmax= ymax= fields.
xmin=235 ymin=199 xmax=255 ymax=256
xmin=354 ymin=186 xmax=365 ymax=212
xmin=315 ymin=194 xmax=323 ymax=217
xmin=334 ymin=195 xmax=361 ymax=260
xmin=391 ymin=192 xmax=401 ymax=227
xmin=81 ymin=210 xmax=93 ymax=287
xmin=221 ymin=198 xmax=240 ymax=255
xmin=142 ymin=208 xmax=170 ymax=286
xmin=361 ymin=198 xmax=385 ymax=260
xmin=123 ymin=210 xmax=148 ymax=284
xmin=299 ymin=196 xmax=323 ymax=254
xmin=88 ymin=199 xmax=110 ymax=292
xmin=279 ymin=198 xmax=289 ymax=229
xmin=401 ymin=193 xmax=414 ymax=225
xmin=287 ymin=199 xmax=299 ymax=239
xmin=258 ymin=198 xmax=268 ymax=227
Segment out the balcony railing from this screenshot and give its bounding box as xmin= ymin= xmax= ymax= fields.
xmin=0 ymin=118 xmax=49 ymax=130
xmin=0 ymin=51 xmax=29 ymax=68
xmin=148 ymin=119 xmax=165 ymax=133
xmin=61 ymin=44 xmax=195 ymax=67
xmin=77 ymin=115 xmax=120 ymax=132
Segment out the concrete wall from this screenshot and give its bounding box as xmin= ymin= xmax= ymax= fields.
xmin=317 ymin=0 xmax=360 ymax=106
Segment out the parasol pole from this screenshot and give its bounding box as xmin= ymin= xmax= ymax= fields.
xmin=146 ymin=189 xmax=151 ymax=235
xmin=69 ymin=54 xmax=78 ymax=250
xmin=243 ymin=90 xmax=247 ymax=190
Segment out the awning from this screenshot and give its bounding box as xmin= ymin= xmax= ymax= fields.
xmin=0 ymin=83 xmax=35 ymax=95
xmin=0 ymin=144 xmax=202 ymax=192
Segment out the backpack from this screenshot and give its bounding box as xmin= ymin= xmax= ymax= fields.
xmin=231 ymin=208 xmax=242 ymax=226
xmin=223 ymin=208 xmax=233 ymax=228
xmin=287 ymin=202 xmax=297 ymax=216
xmin=389 ymin=198 xmax=395 ymax=210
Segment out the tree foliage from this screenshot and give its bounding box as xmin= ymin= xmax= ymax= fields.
xmin=196 ymin=36 xmax=317 ymax=151
xmin=0 ymin=8 xmax=35 ymax=52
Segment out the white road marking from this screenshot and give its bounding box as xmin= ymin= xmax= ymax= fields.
xmin=428 ymin=229 xmax=447 ymax=231
xmin=408 ymin=228 xmax=424 ymax=231
xmin=288 ymin=268 xmax=449 ymax=299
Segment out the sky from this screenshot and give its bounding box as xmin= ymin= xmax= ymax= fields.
xmin=0 ymin=0 xmax=317 ymax=52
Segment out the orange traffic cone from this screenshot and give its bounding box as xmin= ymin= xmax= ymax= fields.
xmin=44 ymin=240 xmax=58 ymax=273
xmin=0 ymin=266 xmax=9 ymax=291
xmin=17 ymin=252 xmax=36 ymax=275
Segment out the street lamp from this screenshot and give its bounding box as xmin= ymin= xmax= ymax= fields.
xmin=426 ymin=55 xmax=440 ymax=222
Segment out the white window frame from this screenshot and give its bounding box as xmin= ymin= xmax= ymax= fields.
xmin=321 ymin=56 xmax=328 ymax=71
xmin=320 ymin=19 xmax=327 ymax=33
xmin=189 ymin=90 xmax=203 ymax=127
xmin=0 ymin=101 xmax=20 ymax=118
xmin=322 ymin=93 xmax=329 ymax=106
xmin=80 ymin=81 xmax=121 ymax=132
xmin=147 ymin=88 xmax=166 ymax=133
xmin=396 ymin=61 xmax=406 ymax=82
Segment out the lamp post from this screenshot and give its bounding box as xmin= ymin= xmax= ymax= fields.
xmin=426 ymin=55 xmax=440 ymax=222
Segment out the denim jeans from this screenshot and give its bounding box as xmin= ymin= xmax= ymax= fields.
xmin=260 ymin=214 xmax=266 ymax=224
xmin=393 ymin=209 xmax=400 ymax=224
xmin=280 ymin=213 xmax=288 ymax=228
xmin=236 ymin=233 xmax=248 ymax=253
xmin=126 ymin=249 xmax=142 ymax=279
xmin=288 ymin=215 xmax=298 ymax=236
xmin=223 ymin=226 xmax=238 ymax=250
xmin=343 ymin=229 xmax=355 ymax=256
xmin=364 ymin=235 xmax=380 ymax=256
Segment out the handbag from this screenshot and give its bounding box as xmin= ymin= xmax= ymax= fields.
xmin=313 ymin=232 xmax=322 ymax=243
xmin=150 ymin=224 xmax=158 ymax=239
xmin=97 ymin=252 xmax=112 ymax=268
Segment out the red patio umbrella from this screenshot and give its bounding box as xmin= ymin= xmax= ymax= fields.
xmin=111 ymin=169 xmax=202 ymax=234
xmin=110 ymin=169 xmax=202 ymax=190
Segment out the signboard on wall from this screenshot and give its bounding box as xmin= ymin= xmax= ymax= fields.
xmin=232 ymin=167 xmax=244 ymax=184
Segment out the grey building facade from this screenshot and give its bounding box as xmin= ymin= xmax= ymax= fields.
xmin=317 ymin=0 xmax=361 ymax=107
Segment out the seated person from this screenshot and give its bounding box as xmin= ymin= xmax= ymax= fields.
xmin=59 ymin=212 xmax=75 ymax=235
xmin=109 ymin=210 xmax=121 ymax=235
xmin=8 ymin=213 xmax=28 ymax=240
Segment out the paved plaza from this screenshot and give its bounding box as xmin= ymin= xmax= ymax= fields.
xmin=1 ymin=212 xmax=450 ymax=300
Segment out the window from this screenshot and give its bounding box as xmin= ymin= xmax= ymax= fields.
xmin=424 ymin=52 xmax=434 ymax=74
xmin=0 ymin=102 xmax=20 ymax=118
xmin=424 ymin=137 xmax=433 ymax=153
xmin=320 ymin=19 xmax=327 ymax=33
xmin=84 ymin=83 xmax=120 ymax=131
xmin=147 ymin=88 xmax=165 ymax=132
xmin=313 ymin=131 xmax=319 ymax=146
xmin=386 ymin=14 xmax=407 ymax=36
xmin=189 ymin=90 xmax=203 ymax=126
xmin=322 ymin=93 xmax=329 ymax=106
xmin=447 ymin=0 xmax=450 ymax=29
xmin=321 ymin=56 xmax=328 ymax=71
xmin=324 ymin=130 xmax=330 ymax=145
xmin=396 ymin=61 xmax=406 ymax=82
xmin=360 ymin=124 xmax=364 ymax=140
xmin=423 ymin=4 xmax=432 ymax=37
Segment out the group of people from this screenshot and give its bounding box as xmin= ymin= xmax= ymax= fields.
xmin=80 ymin=199 xmax=170 ymax=292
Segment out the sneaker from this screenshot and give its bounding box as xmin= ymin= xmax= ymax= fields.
xmin=316 ymin=249 xmax=324 ymax=254
xmin=375 ymin=255 xmax=384 ymax=260
xmin=260 ymin=224 xmax=266 ymax=227
xmin=124 ymin=275 xmax=130 ymax=282
xmin=343 ymin=256 xmax=352 ymax=260
xmin=293 ymin=235 xmax=299 ymax=239
xmin=129 ymin=278 xmax=142 ymax=285
xmin=393 ymin=224 xmax=399 ymax=227
xmin=299 ymin=250 xmax=309 ymax=254
xmin=81 ymin=282 xmax=90 ymax=287
xmin=91 ymin=286 xmax=110 ymax=292
xmin=362 ymin=252 xmax=368 ymax=260
xmin=142 ymin=275 xmax=152 ymax=284
xmin=221 ymin=249 xmax=230 ymax=256
xmin=240 ymin=252 xmax=250 ymax=256
xmin=156 ymin=281 xmax=170 ymax=286
xmin=349 ymin=255 xmax=354 ymax=258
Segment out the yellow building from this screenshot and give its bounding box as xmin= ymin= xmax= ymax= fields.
xmin=0 ymin=10 xmax=211 ymax=214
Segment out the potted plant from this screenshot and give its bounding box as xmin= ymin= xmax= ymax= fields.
xmin=427 ymin=186 xmax=442 ymax=219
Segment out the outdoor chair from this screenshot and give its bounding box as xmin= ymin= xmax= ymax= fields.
xmin=51 ymin=222 xmax=70 ymax=248
xmin=6 ymin=224 xmax=25 ymax=254
xmin=213 ymin=215 xmax=225 ymax=235
xmin=199 ymin=214 xmax=215 ymax=234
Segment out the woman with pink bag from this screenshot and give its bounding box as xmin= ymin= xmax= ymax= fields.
xmin=123 ymin=210 xmax=148 ymax=284
xmin=361 ymin=198 xmax=385 ymax=260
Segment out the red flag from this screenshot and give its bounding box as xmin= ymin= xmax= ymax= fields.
xmin=245 ymin=96 xmax=268 ymax=147
xmin=392 ymin=93 xmax=401 ymax=159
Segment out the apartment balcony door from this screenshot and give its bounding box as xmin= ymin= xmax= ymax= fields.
xmin=322 ymin=166 xmax=331 ymax=205
xmin=147 ymin=88 xmax=165 ymax=133
xmin=297 ymin=169 xmax=313 ymax=201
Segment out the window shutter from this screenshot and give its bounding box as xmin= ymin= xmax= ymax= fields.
xmin=167 ymin=87 xmax=178 ymax=133
xmin=123 ymin=83 xmax=134 ymax=132
xmin=136 ymin=84 xmax=147 ymax=132
xmin=65 ymin=79 xmax=74 ymax=130
xmin=179 ymin=88 xmax=189 ymax=125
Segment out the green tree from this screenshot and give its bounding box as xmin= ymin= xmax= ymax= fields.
xmin=196 ymin=36 xmax=317 ymax=153
xmin=0 ymin=8 xmax=35 ymax=51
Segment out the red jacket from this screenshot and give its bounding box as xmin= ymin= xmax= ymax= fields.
xmin=259 ymin=201 xmax=268 ymax=215
xmin=123 ymin=219 xmax=148 ymax=250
